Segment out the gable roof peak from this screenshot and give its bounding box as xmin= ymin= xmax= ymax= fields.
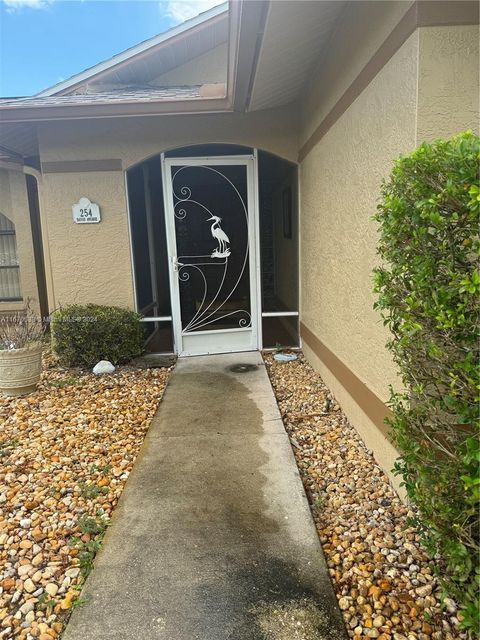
xmin=36 ymin=2 xmax=228 ymax=98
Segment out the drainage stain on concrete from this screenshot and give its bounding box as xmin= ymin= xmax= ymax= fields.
xmin=62 ymin=355 xmax=347 ymax=640
xmin=172 ymin=369 xmax=344 ymax=640
xmin=160 ymin=370 xmax=265 ymax=435
xmin=227 ymin=363 xmax=259 ymax=374
xmin=213 ymin=553 xmax=343 ymax=640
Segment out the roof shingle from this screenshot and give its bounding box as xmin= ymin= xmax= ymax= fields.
xmin=0 ymin=86 xmax=204 ymax=109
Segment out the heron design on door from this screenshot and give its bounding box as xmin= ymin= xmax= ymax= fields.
xmin=163 ymin=156 xmax=259 ymax=357
xmin=208 ymin=215 xmax=231 ymax=258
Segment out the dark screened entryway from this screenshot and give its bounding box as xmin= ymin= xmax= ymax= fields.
xmin=126 ymin=145 xmax=299 ymax=354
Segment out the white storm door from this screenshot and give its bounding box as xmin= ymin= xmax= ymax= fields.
xmin=162 ymin=156 xmax=259 ymax=357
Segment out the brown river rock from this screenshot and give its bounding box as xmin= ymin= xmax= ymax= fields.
xmin=0 ymin=356 xmax=170 ymax=639
xmin=263 ymin=353 xmax=465 ymax=640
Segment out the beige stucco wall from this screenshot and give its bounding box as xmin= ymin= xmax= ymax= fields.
xmin=40 ymin=171 xmax=134 ymax=310
xmin=299 ymin=27 xmax=419 ymax=486
xmin=300 ymin=31 xmax=419 ymax=404
xmin=0 ymin=168 xmax=39 ymax=313
xmin=300 ymin=0 xmax=414 ymax=146
xmin=417 ymin=25 xmax=480 ymax=143
xmin=298 ymin=18 xmax=479 ymax=488
xmin=37 ymin=105 xmax=298 ymax=168
xmin=37 ymin=106 xmax=298 ymax=311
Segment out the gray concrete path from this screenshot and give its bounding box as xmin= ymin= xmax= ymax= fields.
xmin=63 ymin=353 xmax=347 ymax=640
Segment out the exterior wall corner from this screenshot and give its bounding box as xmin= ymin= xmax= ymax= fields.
xmin=0 ymin=168 xmax=40 ymax=314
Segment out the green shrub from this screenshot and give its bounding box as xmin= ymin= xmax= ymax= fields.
xmin=373 ymin=131 xmax=480 ymax=635
xmin=51 ymin=304 xmax=144 ymax=367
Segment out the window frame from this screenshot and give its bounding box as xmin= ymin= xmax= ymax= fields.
xmin=0 ymin=221 xmax=22 ymax=303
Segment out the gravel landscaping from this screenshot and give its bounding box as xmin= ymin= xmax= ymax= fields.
xmin=0 ymin=357 xmax=171 ymax=640
xmin=264 ymin=353 xmax=466 ymax=640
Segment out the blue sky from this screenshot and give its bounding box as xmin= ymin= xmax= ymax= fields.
xmin=0 ymin=0 xmax=221 ymax=96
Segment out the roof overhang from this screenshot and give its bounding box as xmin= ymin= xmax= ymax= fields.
xmin=0 ymin=84 xmax=230 ymax=123
xmin=248 ymin=1 xmax=347 ymax=112
xmin=36 ymin=3 xmax=229 ymax=98
xmin=0 ymin=97 xmax=231 ymax=123
xmin=0 ymin=1 xmax=267 ymax=125
xmin=0 ymin=143 xmax=24 ymax=169
xmin=229 ymin=0 xmax=268 ymax=111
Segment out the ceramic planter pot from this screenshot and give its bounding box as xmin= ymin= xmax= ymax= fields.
xmin=0 ymin=343 xmax=43 ymax=397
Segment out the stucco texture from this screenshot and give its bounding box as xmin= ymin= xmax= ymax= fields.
xmin=37 ymin=105 xmax=298 ymax=169
xmin=300 ymin=0 xmax=413 ymax=146
xmin=300 ymin=32 xmax=419 ymax=405
xmin=0 ymin=169 xmax=39 ymax=313
xmin=40 ymin=171 xmax=134 ymax=310
xmin=36 ymin=106 xmax=298 ymax=312
xmin=417 ymin=25 xmax=480 ymax=143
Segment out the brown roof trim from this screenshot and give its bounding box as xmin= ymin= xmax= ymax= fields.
xmin=298 ymin=0 xmax=479 ymax=162
xmin=42 ymin=160 xmax=123 ymax=174
xmin=300 ymin=321 xmax=392 ymax=437
xmin=0 ymin=97 xmax=231 ymax=124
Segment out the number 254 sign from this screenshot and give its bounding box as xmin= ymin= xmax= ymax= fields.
xmin=72 ymin=197 xmax=101 ymax=224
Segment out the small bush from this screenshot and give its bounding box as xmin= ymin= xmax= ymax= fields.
xmin=373 ymin=131 xmax=479 ymax=635
xmin=51 ymin=304 xmax=144 ymax=367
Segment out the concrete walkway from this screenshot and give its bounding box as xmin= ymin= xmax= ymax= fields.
xmin=63 ymin=353 xmax=347 ymax=640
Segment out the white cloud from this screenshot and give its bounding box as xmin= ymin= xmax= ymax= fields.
xmin=2 ymin=0 xmax=52 ymax=10
xmin=162 ymin=0 xmax=223 ymax=24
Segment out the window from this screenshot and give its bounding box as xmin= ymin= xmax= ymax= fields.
xmin=0 ymin=213 xmax=22 ymax=301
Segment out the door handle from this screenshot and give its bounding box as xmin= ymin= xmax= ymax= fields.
xmin=171 ymin=256 xmax=183 ymax=271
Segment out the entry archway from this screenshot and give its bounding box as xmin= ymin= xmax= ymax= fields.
xmin=126 ymin=145 xmax=299 ymax=355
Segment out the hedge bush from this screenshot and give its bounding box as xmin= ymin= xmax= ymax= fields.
xmin=373 ymin=131 xmax=479 ymax=635
xmin=51 ymin=304 xmax=144 ymax=367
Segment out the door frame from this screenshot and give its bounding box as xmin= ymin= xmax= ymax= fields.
xmin=160 ymin=152 xmax=262 ymax=357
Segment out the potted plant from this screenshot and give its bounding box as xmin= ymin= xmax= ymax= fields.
xmin=0 ymin=300 xmax=45 ymax=396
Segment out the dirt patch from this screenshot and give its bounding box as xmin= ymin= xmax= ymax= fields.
xmin=253 ymin=597 xmax=344 ymax=640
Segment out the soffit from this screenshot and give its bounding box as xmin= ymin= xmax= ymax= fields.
xmin=37 ymin=4 xmax=228 ymax=97
xmin=0 ymin=2 xmax=264 ymax=129
xmin=0 ymin=124 xmax=38 ymax=158
xmin=80 ymin=16 xmax=228 ymax=92
xmin=249 ymin=0 xmax=346 ymax=111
